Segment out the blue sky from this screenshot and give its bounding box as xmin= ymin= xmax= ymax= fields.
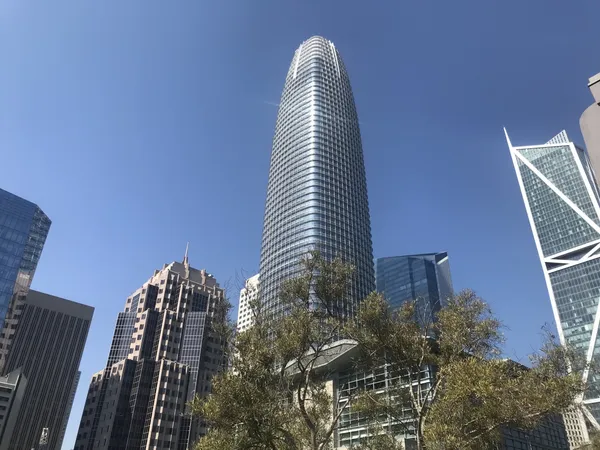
xmin=1 ymin=0 xmax=599 ymax=448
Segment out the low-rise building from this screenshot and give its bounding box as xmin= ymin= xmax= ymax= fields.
xmin=309 ymin=340 xmax=569 ymax=450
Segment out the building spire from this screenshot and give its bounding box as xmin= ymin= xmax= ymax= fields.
xmin=183 ymin=242 xmax=190 ymax=279
xmin=183 ymin=242 xmax=189 ymax=266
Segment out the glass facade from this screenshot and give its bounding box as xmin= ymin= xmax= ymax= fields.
xmin=508 ymin=130 xmax=600 ymax=422
xmin=375 ymin=253 xmax=453 ymax=322
xmin=336 ymin=363 xmax=433 ymax=448
xmin=107 ymin=312 xmax=136 ymax=366
xmin=500 ymin=417 xmax=569 ymax=450
xmin=332 ymin=351 xmax=566 ymax=450
xmin=260 ymin=36 xmax=374 ymax=317
xmin=0 ymin=188 xmax=50 ymax=326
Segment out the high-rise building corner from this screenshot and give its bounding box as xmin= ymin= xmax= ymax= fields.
xmin=375 ymin=252 xmax=453 ymax=321
xmin=0 ymin=188 xmax=51 ymax=328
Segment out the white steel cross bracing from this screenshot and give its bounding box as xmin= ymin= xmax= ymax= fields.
xmin=506 ymin=129 xmax=600 ymax=406
xmin=512 ymin=150 xmax=600 ymax=235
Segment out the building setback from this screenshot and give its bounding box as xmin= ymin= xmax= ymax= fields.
xmin=581 ymin=72 xmax=600 ymax=186
xmin=74 ymin=254 xmax=226 ymax=450
xmin=506 ymin=129 xmax=600 ymax=446
xmin=0 ymin=289 xmax=93 ymax=450
xmin=259 ymin=36 xmax=374 ymax=318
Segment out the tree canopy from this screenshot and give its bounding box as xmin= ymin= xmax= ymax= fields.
xmin=193 ymin=252 xmax=588 ymax=450
xmin=347 ymin=290 xmax=586 ymax=450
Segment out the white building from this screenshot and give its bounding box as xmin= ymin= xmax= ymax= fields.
xmin=237 ymin=274 xmax=259 ymax=333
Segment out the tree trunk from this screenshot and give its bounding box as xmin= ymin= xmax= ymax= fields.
xmin=416 ymin=417 xmax=426 ymax=450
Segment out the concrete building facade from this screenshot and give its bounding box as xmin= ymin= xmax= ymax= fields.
xmin=74 ymin=254 xmax=226 ymax=450
xmin=237 ymin=274 xmax=259 ymax=333
xmin=0 ymin=368 xmax=26 ymax=450
xmin=581 ymin=73 xmax=600 ymax=186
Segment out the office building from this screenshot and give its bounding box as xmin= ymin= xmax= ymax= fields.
xmin=506 ymin=129 xmax=600 ymax=445
xmin=375 ymin=253 xmax=453 ymax=321
xmin=58 ymin=371 xmax=81 ymax=449
xmin=0 ymin=290 xmax=93 ymax=450
xmin=237 ymin=274 xmax=259 ymax=333
xmin=259 ymin=36 xmax=374 ymax=317
xmin=74 ymin=253 xmax=226 ymax=450
xmin=307 ymin=340 xmax=569 ymax=449
xmin=0 ymin=368 xmax=26 ymax=450
xmin=0 ymin=188 xmax=51 ymax=326
xmin=581 ymin=72 xmax=600 ymax=186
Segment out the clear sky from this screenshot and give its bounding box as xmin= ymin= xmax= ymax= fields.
xmin=1 ymin=0 xmax=599 ymax=448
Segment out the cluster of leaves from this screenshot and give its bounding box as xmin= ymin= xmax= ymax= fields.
xmin=579 ymin=431 xmax=600 ymax=449
xmin=192 ymin=252 xmax=589 ymax=450
xmin=347 ymin=291 xmax=586 ymax=450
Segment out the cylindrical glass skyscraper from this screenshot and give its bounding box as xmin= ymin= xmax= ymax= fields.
xmin=259 ymin=36 xmax=374 ymax=317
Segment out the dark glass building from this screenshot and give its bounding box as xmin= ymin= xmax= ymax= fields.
xmin=0 ymin=188 xmax=51 ymax=326
xmin=375 ymin=253 xmax=453 ymax=320
xmin=1 ymin=289 xmax=93 ymax=450
xmin=260 ymin=36 xmax=374 ymax=317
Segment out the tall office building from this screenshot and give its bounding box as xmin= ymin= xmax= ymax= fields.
xmin=58 ymin=371 xmax=81 ymax=448
xmin=260 ymin=36 xmax=374 ymax=317
xmin=0 ymin=188 xmax=51 ymax=326
xmin=506 ymin=129 xmax=600 ymax=443
xmin=74 ymin=254 xmax=226 ymax=450
xmin=375 ymin=252 xmax=453 ymax=319
xmin=581 ymin=72 xmax=600 ymax=186
xmin=237 ymin=274 xmax=259 ymax=333
xmin=0 ymin=289 xmax=93 ymax=450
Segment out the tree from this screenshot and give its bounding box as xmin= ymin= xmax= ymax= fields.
xmin=192 ymin=255 xmax=586 ymax=450
xmin=192 ymin=251 xmax=357 ymax=450
xmin=345 ymin=290 xmax=587 ymax=450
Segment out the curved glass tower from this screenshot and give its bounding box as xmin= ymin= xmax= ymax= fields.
xmin=260 ymin=36 xmax=374 ymax=317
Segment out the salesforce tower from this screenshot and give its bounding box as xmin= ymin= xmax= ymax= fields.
xmin=259 ymin=36 xmax=374 ymax=317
